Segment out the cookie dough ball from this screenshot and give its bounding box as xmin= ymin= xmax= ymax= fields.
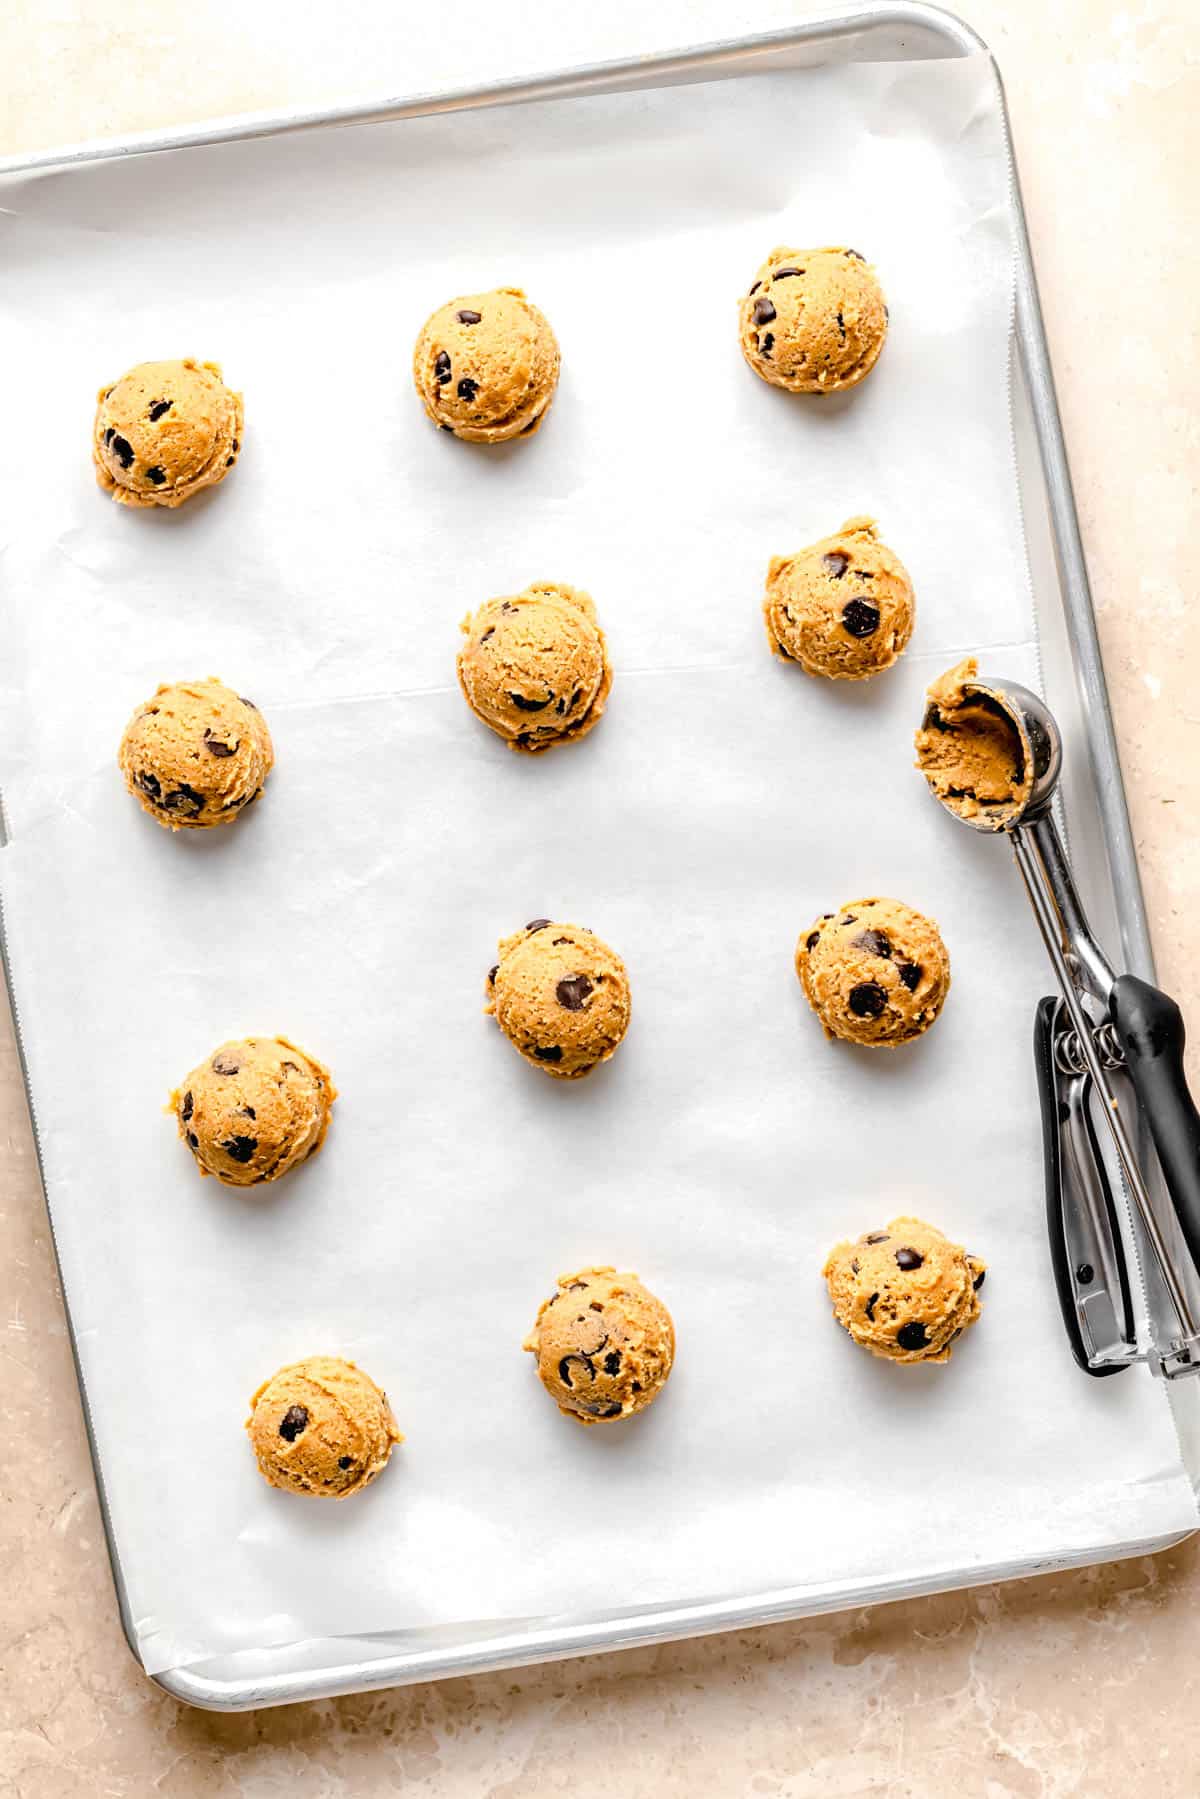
xmin=796 ymin=897 xmax=950 ymax=1047
xmin=247 ymin=1356 xmax=401 ymax=1497
xmin=93 ymin=358 xmax=242 ymax=508
xmin=823 ymin=1217 xmax=985 ymax=1365
xmin=486 ymin=919 xmax=631 ymax=1079
xmin=413 ymin=288 xmax=559 ymax=443
xmin=172 ymin=1036 xmax=335 ymax=1186
xmin=764 ymin=516 xmax=914 ymax=680
xmin=915 ymin=657 xmax=1033 ymax=830
xmin=739 ymin=246 xmax=887 ymax=394
xmin=457 ymin=582 xmax=612 ymax=752
xmin=524 ymin=1266 xmax=675 ymax=1424
xmin=119 ymin=678 xmax=273 ymax=830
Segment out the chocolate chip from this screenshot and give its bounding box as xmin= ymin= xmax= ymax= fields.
xmin=895 ymin=1248 xmax=924 ymax=1271
xmin=850 ymin=1258 xmax=860 ymax=1274
xmin=556 ymin=974 xmax=593 ymax=1011
xmin=222 ymin=1135 xmax=258 ymax=1164
xmin=103 ymin=427 xmax=114 ymax=447
xmin=225 ymin=456 xmax=234 ymax=467
xmin=526 ymin=919 xmax=551 ymax=932
xmin=232 ymin=439 xmax=239 ymax=453
xmin=865 ymin=1292 xmax=879 ymax=1321
xmin=974 ymin=1269 xmax=987 ymax=1290
xmin=849 ymin=981 xmax=887 ymax=1019
xmin=569 ymin=688 xmax=583 ymax=712
xmin=135 ymin=769 xmax=161 ymax=800
xmin=534 ymin=1045 xmax=563 ymax=1063
xmin=240 ymin=1105 xmax=256 ymax=1120
xmin=238 ymin=696 xmax=258 ymax=710
xmin=148 ymin=399 xmax=173 ymax=421
xmin=853 ymin=928 xmax=892 ymax=959
xmin=896 ymin=1321 xmax=929 ymax=1352
xmin=187 ymin=1131 xmax=199 ymax=1150
xmin=584 ymin=1402 xmax=624 ymax=1419
xmin=841 ymin=598 xmax=881 ymax=638
xmin=835 ymin=310 xmax=846 ymax=343
xmin=456 ymin=309 xmax=482 ymax=324
xmin=457 ymin=376 xmax=479 ymax=401
xmin=488 ymin=964 xmax=498 ymax=985
xmin=278 ymin=1404 xmax=308 ymax=1442
xmin=434 ymin=350 xmax=451 ymax=384
xmin=508 ymin=692 xmax=551 ymax=712
xmin=603 ymin=1351 xmax=621 ymax=1375
xmin=203 ymin=729 xmax=236 ymax=758
xmin=211 ymin=1052 xmax=241 ymax=1076
xmin=752 ymin=297 xmax=777 ymax=326
xmin=748 ymin=280 xmax=761 ymax=296
xmin=558 ymin=1353 xmax=594 ymax=1387
xmin=773 ymin=265 xmax=804 ymax=279
xmin=899 ymin=963 xmax=922 ymax=992
xmin=109 ymin=433 xmax=134 ymax=470
xmin=555 ymin=697 xmax=566 ymax=715
xmin=805 ymin=931 xmax=820 ymax=952
xmin=865 ymin=1232 xmax=889 ymax=1245
xmin=338 ymin=1455 xmax=353 ymax=1469
xmin=845 ymin=248 xmax=864 ymax=261
xmin=566 ymin=1280 xmax=589 ymax=1291
xmin=823 ymin=552 xmax=849 ymax=579
xmin=440 ymin=424 xmax=455 ymax=435
xmin=162 ymin=783 xmax=205 ymax=815
xmin=480 ymin=627 xmax=495 ymax=643
xmin=840 ymin=913 xmax=858 ymax=925
xmin=760 ymin=332 xmax=774 ymax=356
xmin=180 ymin=1090 xmax=193 ymax=1121
xmin=145 ymin=466 xmax=167 ymax=486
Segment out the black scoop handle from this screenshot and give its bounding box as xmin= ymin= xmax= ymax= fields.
xmin=1111 ymin=974 xmax=1200 ymax=1278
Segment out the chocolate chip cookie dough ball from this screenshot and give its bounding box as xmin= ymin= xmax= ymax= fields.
xmin=119 ymin=678 xmax=272 ymax=830
xmin=524 ymin=1266 xmax=675 ymax=1424
xmin=247 ymin=1356 xmax=402 ymax=1497
xmin=739 ymin=246 xmax=887 ymax=394
xmin=796 ymin=898 xmax=950 ymax=1047
xmin=823 ymin=1218 xmax=986 ymax=1365
xmin=457 ymin=582 xmax=612 ymax=752
xmin=914 ymin=657 xmax=1033 ymax=829
xmin=764 ymin=516 xmax=914 ymax=680
xmin=93 ymin=358 xmax=242 ymax=508
xmin=486 ymin=920 xmax=631 ymax=1079
xmin=413 ymin=288 xmax=560 ymax=443
xmin=172 ymin=1036 xmax=335 ymax=1186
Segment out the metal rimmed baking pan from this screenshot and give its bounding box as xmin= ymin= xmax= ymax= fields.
xmin=3 ymin=4 xmax=1199 ymax=1711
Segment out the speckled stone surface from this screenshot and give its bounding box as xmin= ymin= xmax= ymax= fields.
xmin=1 ymin=1 xmax=1197 ymax=1790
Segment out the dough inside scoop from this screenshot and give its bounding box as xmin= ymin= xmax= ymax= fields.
xmin=914 ymin=657 xmax=1032 ymax=828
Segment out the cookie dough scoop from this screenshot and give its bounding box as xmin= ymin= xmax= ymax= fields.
xmin=457 ymin=582 xmax=612 ymax=751
xmin=824 ymin=1217 xmax=985 ymax=1364
xmin=172 ymin=1035 xmax=335 ymax=1186
xmin=739 ymin=246 xmax=887 ymax=394
xmin=796 ymin=897 xmax=950 ymax=1047
xmin=247 ymin=1356 xmax=401 ymax=1497
xmin=486 ymin=919 xmax=631 ymax=1078
xmin=764 ymin=516 xmax=914 ymax=680
xmin=93 ymin=358 xmax=242 ymax=508
xmin=524 ymin=1266 xmax=675 ymax=1423
xmin=413 ymin=287 xmax=560 ymax=443
xmin=119 ymin=677 xmax=272 ymax=830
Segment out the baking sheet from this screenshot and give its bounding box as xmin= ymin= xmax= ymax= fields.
xmin=1 ymin=53 xmax=1196 ymax=1679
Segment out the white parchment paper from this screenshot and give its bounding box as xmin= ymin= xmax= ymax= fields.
xmin=1 ymin=55 xmax=1195 ymax=1677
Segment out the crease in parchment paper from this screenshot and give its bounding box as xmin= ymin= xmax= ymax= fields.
xmin=0 ymin=54 xmax=1195 ymax=1679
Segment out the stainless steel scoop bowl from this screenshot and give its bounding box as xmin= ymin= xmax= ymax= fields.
xmin=920 ymin=669 xmax=1200 ymax=1378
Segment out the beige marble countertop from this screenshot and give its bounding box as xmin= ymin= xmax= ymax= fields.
xmin=1 ymin=1 xmax=1197 ymax=1791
